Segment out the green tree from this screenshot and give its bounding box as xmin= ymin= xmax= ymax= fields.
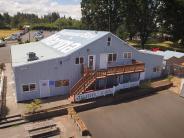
xmin=158 ymin=0 xmax=184 ymax=46
xmin=125 ymin=0 xmax=159 ymax=48
xmin=81 ymin=0 xmax=125 ymax=33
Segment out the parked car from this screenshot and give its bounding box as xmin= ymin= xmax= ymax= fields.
xmin=5 ymin=34 xmax=20 ymax=41
xmin=0 ymin=40 xmax=6 ymax=47
xmin=34 ymin=34 xmax=44 ymax=41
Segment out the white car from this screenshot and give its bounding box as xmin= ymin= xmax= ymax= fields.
xmin=0 ymin=40 xmax=6 ymax=47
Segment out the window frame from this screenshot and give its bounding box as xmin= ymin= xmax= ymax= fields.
xmin=75 ymin=56 xmax=84 ymax=65
xmin=79 ymin=57 xmax=84 ymax=64
xmin=123 ymin=52 xmax=132 ymax=59
xmin=29 ymin=83 xmax=37 ymax=91
xmin=108 ymin=53 xmax=117 ymax=62
xmin=22 ymin=83 xmax=37 ymax=93
xmin=107 ymin=36 xmax=111 ymax=46
xmin=153 ymin=66 xmax=161 ymax=73
xmin=55 ymin=80 xmax=63 ymax=88
xmin=55 ymin=80 xmax=69 ymax=88
xmin=22 ymin=84 xmax=30 ymax=92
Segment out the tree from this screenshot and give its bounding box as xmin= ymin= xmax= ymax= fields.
xmin=81 ymin=0 xmax=159 ymax=48
xmin=158 ymin=0 xmax=184 ymax=46
xmin=81 ymin=0 xmax=125 ymax=33
xmin=125 ymin=0 xmax=159 ymax=48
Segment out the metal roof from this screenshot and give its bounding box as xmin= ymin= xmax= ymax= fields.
xmin=139 ymin=50 xmax=184 ymax=60
xmin=11 ymin=29 xmax=109 ymax=67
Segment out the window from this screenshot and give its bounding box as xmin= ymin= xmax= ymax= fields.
xmin=62 ymin=80 xmax=69 ymax=86
xmin=30 ymin=84 xmax=36 ymax=91
xmin=22 ymin=85 xmax=29 ymax=92
xmin=80 ymin=57 xmax=84 ymax=64
xmin=107 ymin=37 xmax=111 ymax=46
xmin=55 ymin=80 xmax=63 ymax=87
xmin=75 ymin=57 xmax=84 ymax=64
xmin=55 ymin=80 xmax=69 ymax=87
xmin=108 ymin=53 xmax=117 ymax=62
xmin=22 ymin=83 xmax=36 ymax=92
xmin=153 ymin=66 xmax=161 ymax=72
xmin=124 ymin=52 xmax=132 ymax=59
xmin=75 ymin=58 xmax=79 ymax=64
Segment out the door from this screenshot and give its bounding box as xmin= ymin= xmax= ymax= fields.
xmin=100 ymin=54 xmax=108 ymax=69
xmin=39 ymin=80 xmax=50 ymax=98
xmin=88 ymin=55 xmax=96 ymax=70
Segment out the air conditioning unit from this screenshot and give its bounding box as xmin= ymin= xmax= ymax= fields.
xmin=27 ymin=52 xmax=39 ymax=61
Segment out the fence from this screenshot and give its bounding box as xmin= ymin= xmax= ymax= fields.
xmin=0 ymin=71 xmax=4 ymax=100
xmin=0 ymin=71 xmax=4 ymax=114
xmin=75 ymin=80 xmax=140 ymax=102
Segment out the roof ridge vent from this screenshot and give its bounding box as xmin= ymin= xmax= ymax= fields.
xmin=27 ymin=52 xmax=39 ymax=61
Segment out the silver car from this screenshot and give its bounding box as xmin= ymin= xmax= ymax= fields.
xmin=34 ymin=34 xmax=44 ymax=41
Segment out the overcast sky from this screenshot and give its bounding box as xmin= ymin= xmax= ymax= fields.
xmin=0 ymin=0 xmax=81 ymax=19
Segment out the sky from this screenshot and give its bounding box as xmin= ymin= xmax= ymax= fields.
xmin=0 ymin=0 xmax=81 ymax=19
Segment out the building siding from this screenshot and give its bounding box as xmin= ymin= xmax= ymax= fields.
xmin=13 ymin=32 xmax=163 ymax=102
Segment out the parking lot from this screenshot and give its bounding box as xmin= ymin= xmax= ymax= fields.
xmin=0 ymin=31 xmax=56 ymax=63
xmin=79 ymin=90 xmax=184 ymax=138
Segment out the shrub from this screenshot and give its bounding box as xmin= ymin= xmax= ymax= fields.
xmin=140 ymin=80 xmax=151 ymax=89
xmin=26 ymin=99 xmax=42 ymax=113
xmin=167 ymin=75 xmax=173 ymax=82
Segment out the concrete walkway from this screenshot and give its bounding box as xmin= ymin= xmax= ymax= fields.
xmin=4 ymin=63 xmax=21 ymax=116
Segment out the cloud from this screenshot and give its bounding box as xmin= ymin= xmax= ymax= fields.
xmin=0 ymin=0 xmax=81 ymax=19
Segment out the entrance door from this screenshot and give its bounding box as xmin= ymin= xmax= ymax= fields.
xmin=88 ymin=55 xmax=96 ymax=70
xmin=100 ymin=54 xmax=108 ymax=69
xmin=39 ymin=80 xmax=50 ymax=98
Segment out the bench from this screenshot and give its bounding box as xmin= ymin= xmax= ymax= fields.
xmin=25 ymin=120 xmax=60 ymax=138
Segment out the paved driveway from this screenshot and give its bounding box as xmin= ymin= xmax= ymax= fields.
xmin=0 ymin=45 xmax=11 ymax=63
xmin=79 ymin=90 xmax=184 ymax=138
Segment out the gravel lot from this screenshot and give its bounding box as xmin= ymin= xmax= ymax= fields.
xmin=79 ymin=90 xmax=184 ymax=138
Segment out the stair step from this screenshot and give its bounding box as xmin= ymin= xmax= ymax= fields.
xmin=0 ymin=119 xmax=28 ymax=129
xmin=0 ymin=116 xmax=23 ymax=125
xmin=0 ymin=114 xmax=21 ymax=120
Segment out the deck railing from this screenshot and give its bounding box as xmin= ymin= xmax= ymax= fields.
xmin=70 ymin=60 xmax=145 ymax=97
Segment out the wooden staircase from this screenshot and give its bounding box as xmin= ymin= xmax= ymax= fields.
xmin=69 ymin=60 xmax=145 ymax=102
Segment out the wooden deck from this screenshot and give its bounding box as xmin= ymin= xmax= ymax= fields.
xmin=70 ymin=60 xmax=145 ymax=98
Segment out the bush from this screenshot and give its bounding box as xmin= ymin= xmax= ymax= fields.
xmin=140 ymin=80 xmax=151 ymax=89
xmin=166 ymin=75 xmax=173 ymax=82
xmin=26 ymin=99 xmax=42 ymax=113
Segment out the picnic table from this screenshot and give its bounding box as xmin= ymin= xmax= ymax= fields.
xmin=25 ymin=120 xmax=60 ymax=138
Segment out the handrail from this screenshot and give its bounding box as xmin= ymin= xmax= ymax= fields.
xmin=70 ymin=62 xmax=145 ymax=96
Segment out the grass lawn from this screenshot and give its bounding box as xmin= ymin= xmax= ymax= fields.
xmin=0 ymin=29 xmax=19 ymax=39
xmin=128 ymin=39 xmax=184 ymax=52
